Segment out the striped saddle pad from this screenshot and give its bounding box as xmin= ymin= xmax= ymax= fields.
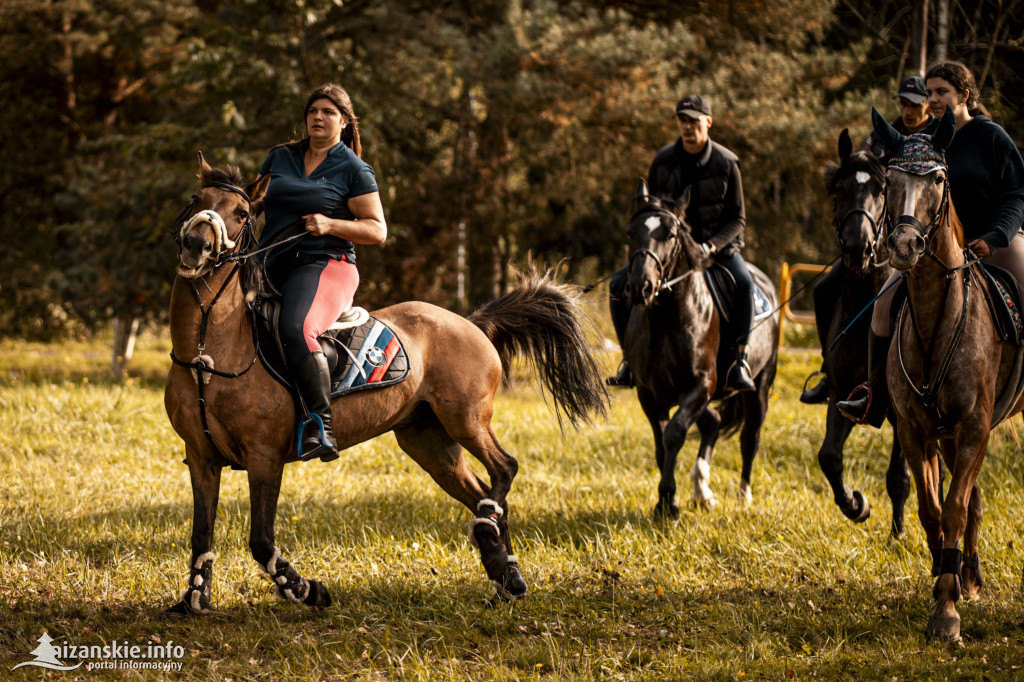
xmin=328 ymin=317 xmax=410 ymax=397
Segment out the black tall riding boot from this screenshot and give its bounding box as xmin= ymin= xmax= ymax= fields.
xmin=294 ymin=350 xmax=339 ymax=462
xmin=606 ymin=266 xmax=635 ymax=388
xmin=835 ymin=331 xmax=891 ymax=428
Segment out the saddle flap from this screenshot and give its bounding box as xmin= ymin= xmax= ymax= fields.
xmin=703 ymin=263 xmax=736 ymax=325
xmin=978 ymin=264 xmax=1022 ymax=345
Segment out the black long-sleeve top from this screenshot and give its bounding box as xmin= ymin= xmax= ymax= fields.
xmin=646 ymin=138 xmax=746 ymax=256
xmin=947 ymin=115 xmax=1024 ymax=252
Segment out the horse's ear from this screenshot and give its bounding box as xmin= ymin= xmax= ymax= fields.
xmin=838 ymin=128 xmax=852 ymax=164
xmin=675 ymin=186 xmax=691 ymax=218
xmin=634 ymin=178 xmax=650 ymax=204
xmin=871 ymin=107 xmax=902 ymax=155
xmin=198 ymin=151 xmax=213 ymax=184
xmin=931 ymin=105 xmax=957 ymax=154
xmin=245 ymin=174 xmax=272 ymax=217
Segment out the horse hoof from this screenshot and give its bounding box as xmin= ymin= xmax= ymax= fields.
xmin=847 ymin=491 xmax=871 ymax=523
xmin=161 ymin=601 xmax=196 ymax=619
xmin=737 ymin=481 xmax=752 ymax=506
xmin=495 ymin=560 xmax=528 ymax=600
xmin=654 ymin=499 xmax=679 ymax=519
xmin=302 ymin=579 xmax=332 ymax=608
xmin=926 ymin=613 xmax=961 ymax=642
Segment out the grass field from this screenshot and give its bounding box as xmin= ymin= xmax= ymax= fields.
xmin=2 ymin=316 xmax=1024 ymax=681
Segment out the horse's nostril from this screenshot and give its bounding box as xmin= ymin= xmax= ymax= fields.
xmin=912 ymin=235 xmax=925 ymax=253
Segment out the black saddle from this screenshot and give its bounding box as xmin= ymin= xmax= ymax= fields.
xmin=703 ymin=262 xmax=772 ymax=326
xmin=254 ymin=300 xmax=410 ymax=399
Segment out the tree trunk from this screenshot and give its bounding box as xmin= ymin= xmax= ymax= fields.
xmin=934 ymin=0 xmax=949 ymax=62
xmin=111 ymin=315 xmax=139 ymax=378
xmin=909 ymin=0 xmax=929 ymax=76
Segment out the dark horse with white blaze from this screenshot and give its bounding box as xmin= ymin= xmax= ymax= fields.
xmin=872 ymin=107 xmax=1024 ymax=641
xmin=623 ymin=180 xmax=779 ymax=515
xmin=163 ymin=156 xmax=608 ymax=614
xmin=814 ymin=129 xmax=911 ymax=536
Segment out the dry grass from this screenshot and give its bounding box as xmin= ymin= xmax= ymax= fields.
xmin=1 ymin=325 xmax=1023 ymax=680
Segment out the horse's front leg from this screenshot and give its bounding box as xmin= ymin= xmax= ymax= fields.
xmin=928 ymin=425 xmax=988 ymax=642
xmin=816 ymin=405 xmax=869 ymax=523
xmin=163 ymin=446 xmax=222 ymax=617
xmin=664 ymin=387 xmax=711 ymax=512
xmin=248 ymin=458 xmax=332 ymax=608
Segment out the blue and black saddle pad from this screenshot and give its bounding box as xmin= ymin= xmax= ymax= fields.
xmin=327 ymin=317 xmax=410 ymax=397
xmin=255 ymin=307 xmax=410 ymax=399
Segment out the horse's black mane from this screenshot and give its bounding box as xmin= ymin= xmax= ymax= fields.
xmin=825 ymin=151 xmax=885 ymax=195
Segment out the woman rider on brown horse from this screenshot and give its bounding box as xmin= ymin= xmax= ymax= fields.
xmin=838 ymin=61 xmax=1024 ymax=424
xmin=254 ymin=83 xmax=387 ymax=461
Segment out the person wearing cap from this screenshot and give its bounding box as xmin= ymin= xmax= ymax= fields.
xmin=836 ymin=60 xmax=1024 ymax=425
xmin=800 ymin=76 xmax=940 ymax=405
xmin=862 ymin=76 xmax=938 ymax=158
xmin=607 ymin=94 xmax=756 ymax=393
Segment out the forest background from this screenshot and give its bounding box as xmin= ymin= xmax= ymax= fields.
xmin=2 ymin=0 xmax=1022 ymax=340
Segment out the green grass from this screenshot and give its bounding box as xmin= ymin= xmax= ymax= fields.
xmin=2 ymin=323 xmax=1024 ymax=680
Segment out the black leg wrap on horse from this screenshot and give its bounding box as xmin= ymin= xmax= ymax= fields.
xmin=263 ymin=548 xmax=330 ymax=606
xmin=961 ymin=552 xmax=984 ymax=589
xmin=180 ymin=552 xmax=216 ymax=614
xmin=933 ymin=548 xmax=963 ymax=602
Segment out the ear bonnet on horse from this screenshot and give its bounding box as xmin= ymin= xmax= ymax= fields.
xmin=870 ymin=105 xmax=957 ymax=175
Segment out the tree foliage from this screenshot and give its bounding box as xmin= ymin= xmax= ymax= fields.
xmin=0 ymin=0 xmax=1019 ymax=337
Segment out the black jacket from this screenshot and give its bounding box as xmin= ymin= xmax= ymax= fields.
xmin=946 ymin=115 xmax=1024 ymax=252
xmin=647 ymin=138 xmax=745 ymax=256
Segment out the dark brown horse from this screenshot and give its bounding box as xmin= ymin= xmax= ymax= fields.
xmin=623 ymin=180 xmax=779 ymax=516
xmin=814 ymin=129 xmax=911 ymax=536
xmin=163 ymin=155 xmax=608 ymax=614
xmin=873 ymin=108 xmax=1024 ymax=641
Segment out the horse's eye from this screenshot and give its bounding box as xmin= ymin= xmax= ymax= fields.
xmin=236 ymin=210 xmax=248 ymax=221
xmin=934 ymin=175 xmax=945 ymax=185
xmin=626 ymin=228 xmax=634 ymax=239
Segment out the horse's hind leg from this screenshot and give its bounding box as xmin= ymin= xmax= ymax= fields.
xmin=885 ymin=417 xmax=911 ymax=538
xmin=247 ymin=457 xmax=331 ymax=608
xmin=393 ymin=413 xmax=527 ymax=599
xmin=737 ymin=385 xmax=770 ymax=505
xmin=163 ymin=446 xmax=222 ymax=617
xmin=692 ymin=406 xmax=722 ymax=507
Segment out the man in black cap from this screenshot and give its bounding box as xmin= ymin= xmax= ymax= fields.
xmin=607 ymin=94 xmax=756 ymax=393
xmin=861 ymin=76 xmax=937 ymax=158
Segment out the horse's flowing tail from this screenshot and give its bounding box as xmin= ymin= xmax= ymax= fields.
xmin=469 ymin=267 xmax=609 ymax=429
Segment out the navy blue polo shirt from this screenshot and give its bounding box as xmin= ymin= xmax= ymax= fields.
xmin=258 ymin=139 xmax=378 ymax=265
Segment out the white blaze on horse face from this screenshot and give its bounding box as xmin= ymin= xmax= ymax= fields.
xmin=855 ymin=171 xmax=871 ymax=185
xmin=644 ymin=215 xmax=661 ymax=232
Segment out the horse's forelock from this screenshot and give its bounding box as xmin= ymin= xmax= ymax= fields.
xmin=204 ymin=165 xmax=244 ymax=188
xmin=826 ymin=152 xmax=885 ymax=195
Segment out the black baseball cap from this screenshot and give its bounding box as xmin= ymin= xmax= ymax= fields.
xmin=676 ymin=95 xmax=712 ymax=119
xmin=895 ymin=76 xmax=927 ymax=104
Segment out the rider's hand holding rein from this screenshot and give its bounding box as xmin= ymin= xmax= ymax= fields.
xmin=967 ymin=238 xmax=991 ymax=259
xmin=302 ymin=189 xmax=386 ymax=244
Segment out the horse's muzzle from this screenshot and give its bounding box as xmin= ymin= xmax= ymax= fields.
xmin=177 ymin=232 xmax=214 ymax=278
xmin=630 ymin=279 xmax=657 ymax=307
xmin=887 ymin=223 xmax=925 ymax=271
